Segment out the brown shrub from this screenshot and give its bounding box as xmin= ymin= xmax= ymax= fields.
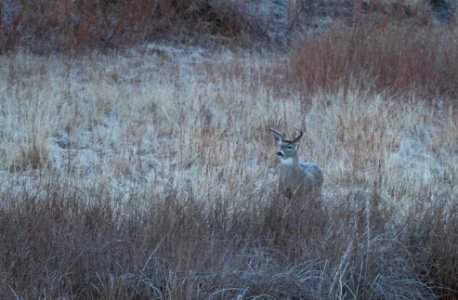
xmin=0 ymin=0 xmax=266 ymax=53
xmin=288 ymin=20 xmax=458 ymax=101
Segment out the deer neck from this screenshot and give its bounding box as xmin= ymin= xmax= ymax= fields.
xmin=279 ymin=156 xmax=299 ymax=168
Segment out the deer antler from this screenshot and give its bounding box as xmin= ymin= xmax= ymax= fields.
xmin=292 ymin=128 xmax=303 ymax=143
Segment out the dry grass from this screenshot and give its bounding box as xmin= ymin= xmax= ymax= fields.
xmin=0 ymin=2 xmax=457 ymax=299
xmin=0 ymin=45 xmax=457 ymax=298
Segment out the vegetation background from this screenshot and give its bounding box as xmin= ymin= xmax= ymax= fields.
xmin=0 ymin=0 xmax=457 ymax=298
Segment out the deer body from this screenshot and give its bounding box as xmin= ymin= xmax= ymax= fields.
xmin=270 ymin=128 xmax=323 ymax=202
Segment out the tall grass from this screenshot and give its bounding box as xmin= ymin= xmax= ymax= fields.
xmin=1 ymin=175 xmax=454 ymax=299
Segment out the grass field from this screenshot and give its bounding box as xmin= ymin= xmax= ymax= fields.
xmin=0 ymin=0 xmax=457 ymax=299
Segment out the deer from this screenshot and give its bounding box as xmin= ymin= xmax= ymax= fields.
xmin=270 ymin=128 xmax=323 ymax=204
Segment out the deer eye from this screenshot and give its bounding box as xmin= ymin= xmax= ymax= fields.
xmin=287 ymin=145 xmax=293 ymax=149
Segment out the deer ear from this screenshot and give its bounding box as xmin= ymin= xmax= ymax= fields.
xmin=269 ymin=128 xmax=283 ymax=145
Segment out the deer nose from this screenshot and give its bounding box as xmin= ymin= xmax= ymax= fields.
xmin=277 ymin=151 xmax=284 ymax=157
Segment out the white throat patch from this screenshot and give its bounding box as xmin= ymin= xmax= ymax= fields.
xmin=279 ymin=157 xmax=295 ymax=166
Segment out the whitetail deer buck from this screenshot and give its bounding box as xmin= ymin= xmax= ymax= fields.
xmin=270 ymin=128 xmax=323 ymax=202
